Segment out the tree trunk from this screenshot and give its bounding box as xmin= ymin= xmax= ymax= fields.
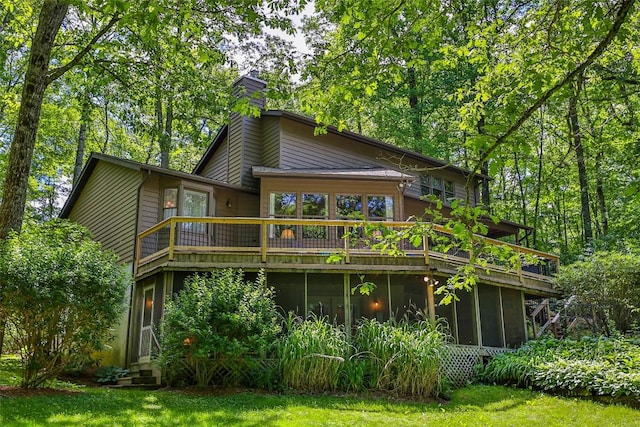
xmin=477 ymin=116 xmax=491 ymax=209
xmin=0 ymin=0 xmax=68 ymax=358
xmin=0 ymin=1 xmax=68 ymax=240
xmin=407 ymin=67 xmax=422 ymax=152
xmin=532 ymin=110 xmax=544 ymax=247
xmin=595 ymin=150 xmax=609 ymax=236
xmin=513 ymin=151 xmax=529 ymax=246
xmin=567 ymin=75 xmax=593 ymax=244
xmin=73 ymin=98 xmax=90 ymax=186
xmin=160 ymin=96 xmax=173 ymax=168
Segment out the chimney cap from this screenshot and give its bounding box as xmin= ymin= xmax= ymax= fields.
xmin=233 ymin=71 xmax=267 ymax=87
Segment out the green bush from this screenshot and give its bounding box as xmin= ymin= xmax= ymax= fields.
xmin=354 ymin=318 xmax=444 ymax=397
xmin=478 ymin=336 xmax=640 ymax=400
xmin=278 ymin=315 xmax=350 ymax=391
xmin=278 ymin=315 xmax=447 ymax=397
xmin=0 ymin=220 xmax=130 ymax=388
xmin=159 ymin=269 xmax=280 ymax=387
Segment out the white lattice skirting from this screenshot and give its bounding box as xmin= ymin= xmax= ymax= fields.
xmin=441 ymin=345 xmax=512 ymax=387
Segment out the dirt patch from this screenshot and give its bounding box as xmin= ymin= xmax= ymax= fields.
xmin=0 ymin=385 xmax=84 ymax=398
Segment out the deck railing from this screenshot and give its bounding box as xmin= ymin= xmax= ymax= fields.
xmin=136 ymin=217 xmax=559 ymax=280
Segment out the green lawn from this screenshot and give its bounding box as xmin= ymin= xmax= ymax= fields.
xmin=1 ymin=357 xmax=639 ymax=426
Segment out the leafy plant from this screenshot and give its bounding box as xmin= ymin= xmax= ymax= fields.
xmin=95 ymin=365 xmax=129 ymax=384
xmin=278 ymin=315 xmax=349 ymax=391
xmin=478 ymin=336 xmax=640 ymax=401
xmin=0 ymin=220 xmax=130 ymax=388
xmin=159 ymin=269 xmax=280 ymax=387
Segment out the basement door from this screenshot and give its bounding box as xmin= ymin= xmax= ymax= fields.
xmin=139 ymin=285 xmax=156 ymax=362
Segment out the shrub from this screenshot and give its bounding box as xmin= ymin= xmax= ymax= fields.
xmin=354 ymin=318 xmax=444 ymax=397
xmin=0 ymin=220 xmax=130 ymax=388
xmin=278 ymin=315 xmax=447 ymax=397
xmin=278 ymin=315 xmax=350 ymax=391
xmin=555 ymin=251 xmax=640 ymax=334
xmin=160 ymin=269 xmax=280 ymax=387
xmin=478 ymin=336 xmax=640 ymax=400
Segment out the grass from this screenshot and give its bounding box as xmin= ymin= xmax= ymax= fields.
xmin=1 ymin=357 xmax=639 ymax=426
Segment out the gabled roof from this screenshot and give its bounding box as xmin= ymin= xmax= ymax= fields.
xmin=60 ymin=152 xmax=248 ymax=218
xmin=193 ymin=125 xmax=228 ymax=175
xmin=193 ymin=109 xmax=490 ymax=180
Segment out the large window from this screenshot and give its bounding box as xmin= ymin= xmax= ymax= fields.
xmin=183 ymin=189 xmax=208 ymax=233
xmin=162 ymin=187 xmax=209 ymax=233
xmin=163 ymin=188 xmax=178 ymax=220
xmin=367 ymin=195 xmax=394 ymax=221
xmin=269 ymin=192 xmax=297 ymax=238
xmin=302 ymin=193 xmax=328 ymax=238
xmin=336 ymin=195 xmax=363 ymax=219
xmin=420 ymin=175 xmax=455 ymax=204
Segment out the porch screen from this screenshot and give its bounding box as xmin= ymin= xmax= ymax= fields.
xmin=307 ymin=274 xmax=345 ymax=324
xmin=478 ymin=284 xmax=503 ymax=348
xmin=389 ymin=275 xmax=426 ymax=321
xmin=267 ymin=272 xmax=305 ymax=316
xmin=501 ymin=288 xmax=526 ymax=347
xmin=455 ymin=289 xmax=477 ymax=345
xmin=435 ymin=293 xmax=456 ymax=341
xmin=350 ymin=274 xmax=389 ymax=322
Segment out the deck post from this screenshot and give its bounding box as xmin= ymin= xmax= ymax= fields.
xmin=168 ymin=218 xmax=176 ymax=261
xmin=426 ymin=273 xmax=436 ymax=325
xmin=344 ymin=226 xmax=350 ymax=264
xmin=261 ymin=221 xmax=268 ymax=262
xmin=423 ymin=235 xmax=430 ymax=265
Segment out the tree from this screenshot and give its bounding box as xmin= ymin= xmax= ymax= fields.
xmin=0 ymin=0 xmax=302 ymax=239
xmin=0 ymin=220 xmax=130 ymax=388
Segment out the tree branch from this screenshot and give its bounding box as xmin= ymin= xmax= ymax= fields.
xmin=46 ymin=14 xmax=121 ymax=84
xmin=471 ymin=0 xmax=635 ymax=176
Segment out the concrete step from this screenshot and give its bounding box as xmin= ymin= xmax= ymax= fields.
xmin=132 ymin=376 xmax=158 ymax=385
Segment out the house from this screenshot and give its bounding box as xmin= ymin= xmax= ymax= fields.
xmin=60 ymin=73 xmax=561 ymax=370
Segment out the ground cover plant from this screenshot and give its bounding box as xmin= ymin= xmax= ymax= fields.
xmin=478 ymin=336 xmax=640 ymax=405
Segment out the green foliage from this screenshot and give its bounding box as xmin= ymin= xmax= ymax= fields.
xmin=353 ymin=318 xmax=444 ymax=397
xmin=0 ymin=220 xmax=130 ymax=388
xmin=278 ymin=315 xmax=349 ymax=391
xmin=159 ymin=269 xmax=281 ymax=387
xmin=95 ymin=365 xmax=129 ymax=384
xmin=278 ymin=315 xmax=447 ymax=398
xmin=556 ymin=251 xmax=640 ymax=334
xmin=479 ymin=336 xmax=640 ymax=402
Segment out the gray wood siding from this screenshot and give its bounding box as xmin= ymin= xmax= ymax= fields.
xmin=241 ymin=116 xmax=262 ymax=189
xmin=228 ymin=113 xmax=243 ymax=186
xmin=68 ymin=162 xmax=141 ymax=264
xmin=280 ymin=118 xmax=473 ymax=206
xmin=200 ymin=135 xmax=229 ymax=182
xmin=262 ymin=116 xmax=280 ymax=167
xmin=139 ymin=174 xmax=160 ymax=232
xmin=280 ymin=120 xmax=373 ymax=169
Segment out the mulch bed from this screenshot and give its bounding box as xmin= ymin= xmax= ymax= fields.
xmin=0 ymin=385 xmax=83 ymax=398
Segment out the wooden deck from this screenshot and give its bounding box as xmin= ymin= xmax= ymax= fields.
xmin=136 ymin=217 xmax=560 ymax=295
